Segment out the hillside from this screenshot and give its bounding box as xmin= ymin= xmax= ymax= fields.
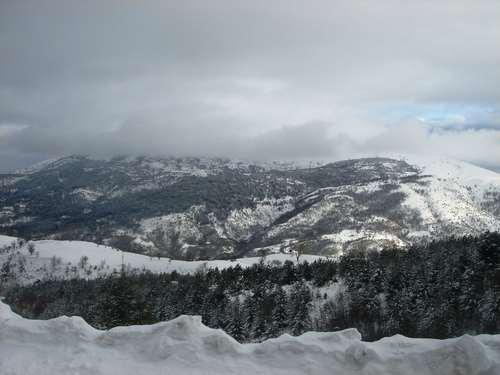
xmin=1 ymin=155 xmax=499 ymax=260
xmin=0 ymin=234 xmax=323 ymax=285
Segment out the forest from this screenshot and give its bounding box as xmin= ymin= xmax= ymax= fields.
xmin=4 ymin=232 xmax=500 ymax=342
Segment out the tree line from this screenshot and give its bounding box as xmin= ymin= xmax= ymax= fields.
xmin=4 ymin=232 xmax=500 ymax=341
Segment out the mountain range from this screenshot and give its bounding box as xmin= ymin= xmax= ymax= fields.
xmin=1 ymin=155 xmax=499 ymax=260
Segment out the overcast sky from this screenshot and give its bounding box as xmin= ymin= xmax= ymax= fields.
xmin=1 ymin=0 xmax=499 ymax=172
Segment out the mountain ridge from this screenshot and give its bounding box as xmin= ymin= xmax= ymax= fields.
xmin=1 ymin=155 xmax=499 ymax=259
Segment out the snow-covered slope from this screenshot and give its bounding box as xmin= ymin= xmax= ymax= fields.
xmin=408 ymin=156 xmax=500 ymax=186
xmin=401 ymin=157 xmax=500 ymax=237
xmin=0 ymin=235 xmax=324 ymax=284
xmin=1 ymin=299 xmax=499 ymax=375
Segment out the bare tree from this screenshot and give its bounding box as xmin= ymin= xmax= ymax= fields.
xmin=27 ymin=242 xmax=36 ymax=256
xmin=293 ymin=240 xmax=309 ymax=263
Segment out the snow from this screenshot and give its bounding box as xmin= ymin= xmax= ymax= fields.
xmin=266 ymin=194 xmax=355 ymax=240
xmin=261 ymin=156 xmax=500 ymax=254
xmin=4 ymin=155 xmax=500 ymax=268
xmin=14 ymin=157 xmax=59 ymax=174
xmin=1 ymin=299 xmax=499 ymax=375
xmin=224 ymin=197 xmax=294 ymax=241
xmin=0 ymin=235 xmax=324 ymax=283
xmin=70 ymin=188 xmax=103 ymax=202
xmin=398 ymin=156 xmax=500 ymax=237
xmin=321 ymin=229 xmax=406 ymax=247
xmin=400 ymin=155 xmax=500 ymax=197
xmin=0 ymin=234 xmax=17 ymax=248
xmin=139 ymin=206 xmax=205 ymax=252
xmin=415 ymin=157 xmax=500 ymax=186
xmin=399 ymin=182 xmax=435 ymax=225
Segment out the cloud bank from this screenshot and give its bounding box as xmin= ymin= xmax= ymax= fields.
xmin=0 ymin=0 xmax=499 ymax=171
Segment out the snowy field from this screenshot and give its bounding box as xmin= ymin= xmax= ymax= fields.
xmin=0 ymin=235 xmax=326 ymax=283
xmin=1 ymin=300 xmax=499 ymax=375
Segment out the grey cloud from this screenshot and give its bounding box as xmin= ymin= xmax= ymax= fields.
xmin=1 ymin=0 xmax=500 ymax=171
xmin=4 ymin=120 xmax=335 ymax=161
xmin=245 ymin=122 xmax=338 ymax=160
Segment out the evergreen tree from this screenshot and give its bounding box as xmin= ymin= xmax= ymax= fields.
xmin=288 ymin=283 xmax=312 ymax=336
xmin=225 ymin=299 xmax=245 ymax=342
xmin=266 ymin=286 xmax=288 ymax=338
xmin=241 ymin=295 xmax=255 ymax=341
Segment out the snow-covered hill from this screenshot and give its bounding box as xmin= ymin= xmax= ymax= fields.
xmin=1 ymin=155 xmax=499 ymax=259
xmin=1 ymin=299 xmax=499 ymax=375
xmin=399 ymin=157 xmax=500 ymax=237
xmin=0 ymin=235 xmax=324 ymax=284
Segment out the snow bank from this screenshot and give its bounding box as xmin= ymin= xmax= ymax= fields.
xmin=1 ymin=300 xmax=499 ymax=375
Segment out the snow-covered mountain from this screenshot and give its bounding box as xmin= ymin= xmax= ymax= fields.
xmin=1 ymin=155 xmax=499 ymax=259
xmin=1 ymin=299 xmax=499 ymax=375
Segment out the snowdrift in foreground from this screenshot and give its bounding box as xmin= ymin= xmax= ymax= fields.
xmin=1 ymin=301 xmax=500 ymax=375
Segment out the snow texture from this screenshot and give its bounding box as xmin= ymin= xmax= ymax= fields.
xmin=0 ymin=235 xmax=324 ymax=284
xmin=224 ymin=197 xmax=294 ymax=241
xmin=402 ymin=156 xmax=500 ymax=236
xmin=1 ymin=299 xmax=499 ymax=375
